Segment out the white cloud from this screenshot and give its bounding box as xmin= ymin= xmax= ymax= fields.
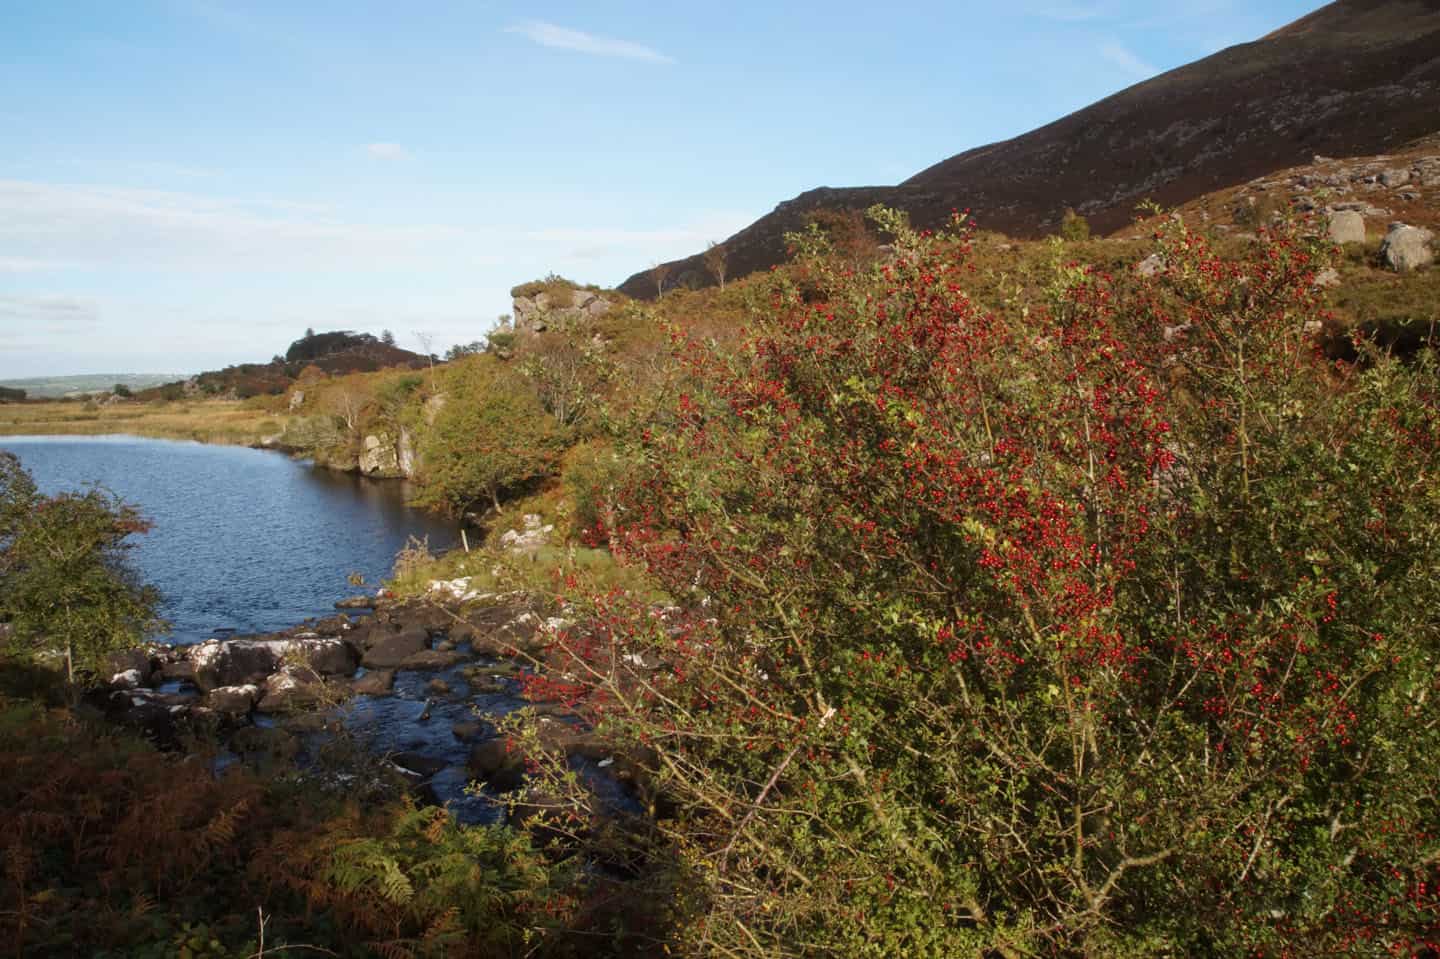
xmin=505 ymin=20 xmax=674 ymax=64
xmin=1099 ymin=39 xmax=1158 ymax=80
xmin=0 ymin=179 xmax=490 ymax=273
xmin=0 ymin=295 xmax=100 ymax=325
xmin=365 ymin=142 xmax=409 ymax=161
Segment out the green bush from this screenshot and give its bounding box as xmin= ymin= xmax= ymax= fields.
xmin=0 ymin=453 xmax=162 ymax=684
xmin=1059 ymin=207 xmax=1091 ymax=241
xmin=411 ymin=357 xmax=569 ymax=516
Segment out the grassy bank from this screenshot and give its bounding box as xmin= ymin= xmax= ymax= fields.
xmin=0 ymin=398 xmax=286 ymax=446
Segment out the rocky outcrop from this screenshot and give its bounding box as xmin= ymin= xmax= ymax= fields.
xmin=354 ymin=428 xmax=419 ymax=478
xmin=1380 ymin=223 xmax=1435 ymax=272
xmin=510 ymin=286 xmax=613 ymax=335
xmin=359 ymin=434 xmax=393 ymax=475
xmin=397 ymin=429 xmax=416 ymax=476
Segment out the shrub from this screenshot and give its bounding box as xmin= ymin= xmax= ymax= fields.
xmin=411 ymin=358 xmax=568 ymax=516
xmin=1059 ymin=206 xmax=1091 ymax=241
xmin=444 ymin=340 xmax=487 ymax=361
xmin=562 ymin=440 xmax=632 ymax=538
xmin=0 ymin=453 xmax=163 ymax=684
xmin=517 ymin=326 xmax=616 ymax=430
xmin=486 ymin=330 xmax=518 ymax=355
xmin=1234 ymin=194 xmax=1279 ymax=229
xmin=532 ymin=212 xmax=1440 ymax=956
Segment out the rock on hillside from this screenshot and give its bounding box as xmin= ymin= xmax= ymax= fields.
xmin=1380 ymin=222 xmax=1436 ymax=271
xmin=619 ymin=0 xmax=1440 ymax=298
xmin=508 ymin=282 xmax=614 ymax=335
xmin=1158 ymin=141 xmax=1440 ymax=237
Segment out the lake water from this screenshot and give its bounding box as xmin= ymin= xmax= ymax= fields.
xmin=0 ymin=435 xmax=456 ymax=642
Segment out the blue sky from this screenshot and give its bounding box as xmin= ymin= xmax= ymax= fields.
xmin=0 ymin=0 xmax=1320 ymax=377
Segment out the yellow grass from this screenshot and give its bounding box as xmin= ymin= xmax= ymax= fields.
xmin=0 ymin=398 xmax=288 ymax=446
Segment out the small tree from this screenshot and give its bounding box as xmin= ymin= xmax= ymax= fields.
xmin=0 ymin=453 xmax=162 ymax=686
xmin=517 ymin=323 xmax=614 ymax=430
xmin=380 ymin=329 xmax=397 ymax=348
xmin=111 ymin=383 xmax=132 ymax=398
xmin=326 ymin=382 xmax=370 ymax=437
xmin=1059 ymin=206 xmax=1091 ymax=241
xmin=703 ymin=241 xmax=729 ymax=289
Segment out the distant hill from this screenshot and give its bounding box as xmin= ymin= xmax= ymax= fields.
xmin=138 ymin=330 xmax=430 ymax=400
xmin=0 ymin=373 xmax=180 ymax=400
xmin=619 ymin=0 xmax=1440 ymax=297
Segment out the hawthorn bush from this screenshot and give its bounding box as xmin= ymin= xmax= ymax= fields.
xmin=531 ymin=210 xmax=1440 ymax=956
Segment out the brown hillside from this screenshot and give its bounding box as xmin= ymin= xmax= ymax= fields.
xmin=618 ymin=0 xmax=1440 ymax=298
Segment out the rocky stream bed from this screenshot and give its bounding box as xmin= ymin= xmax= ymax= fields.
xmin=88 ymin=594 xmax=645 ymax=828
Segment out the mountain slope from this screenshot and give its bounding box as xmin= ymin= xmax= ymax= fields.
xmin=619 ymin=0 xmax=1440 ymax=298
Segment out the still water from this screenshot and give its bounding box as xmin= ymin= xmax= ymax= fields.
xmin=0 ymin=435 xmax=456 ymax=642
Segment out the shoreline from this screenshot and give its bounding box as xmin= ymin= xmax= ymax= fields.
xmin=0 ymin=396 xmax=286 ymax=447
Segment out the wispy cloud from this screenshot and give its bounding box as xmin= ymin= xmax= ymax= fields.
xmin=0 ymin=257 xmax=72 ymax=273
xmin=1098 ymin=39 xmax=1158 ymax=80
xmin=0 ymin=295 xmax=100 ymax=325
xmin=365 ymin=142 xmax=409 ymax=161
xmin=505 ymin=20 xmax=674 ymax=64
xmin=0 ymin=179 xmax=489 ymax=273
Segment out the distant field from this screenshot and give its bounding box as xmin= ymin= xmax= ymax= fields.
xmin=0 ymin=398 xmax=286 ymax=446
xmin=0 ymin=373 xmax=181 ymax=399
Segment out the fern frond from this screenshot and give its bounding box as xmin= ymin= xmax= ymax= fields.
xmin=372 ymin=938 xmax=418 ymax=959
